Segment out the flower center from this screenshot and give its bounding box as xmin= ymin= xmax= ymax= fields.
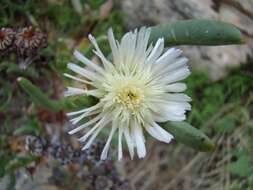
xmin=21 ymin=28 xmax=35 ymax=40
xmin=0 ymin=31 xmax=5 ymax=41
xmin=114 ymin=85 xmax=144 ymax=111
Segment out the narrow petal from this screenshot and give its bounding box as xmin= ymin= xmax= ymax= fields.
xmin=88 ymin=34 xmax=114 ymax=70
xmin=146 ymin=38 xmax=164 ymax=64
xmin=155 ymin=48 xmax=182 ymax=65
xmin=67 ymin=103 xmax=102 ymax=116
xmin=161 ymin=66 xmax=191 ymax=84
xmin=100 ymin=121 xmax=117 ymax=160
xmin=163 ymin=93 xmax=192 ymax=102
xmin=123 ymin=125 xmax=135 ymax=159
xmin=132 ymin=27 xmax=151 ymax=64
xmin=152 ymin=48 xmax=182 ymax=74
xmin=64 ymin=73 xmax=92 ymax=84
xmin=164 ymin=83 xmax=187 ymax=92
xmin=156 ymin=57 xmax=188 ymax=78
xmin=67 ymin=63 xmax=103 ymax=81
xmin=132 ymin=121 xmax=146 ymax=158
xmin=118 ymin=126 xmax=124 ymax=160
xmin=107 ymin=28 xmax=119 ymax=62
xmin=70 ymin=109 xmax=100 ymax=125
xmin=153 ymin=112 xmax=186 ymax=122
xmin=150 ymin=100 xmax=191 ymax=111
xmin=149 ymin=101 xmax=190 ymax=122
xmin=119 ymin=31 xmax=138 ymax=68
xmin=74 ymin=50 xmax=105 ymax=74
xmin=152 ymin=122 xmax=174 ymax=142
xmin=144 ymin=123 xmax=173 ymax=143
xmin=82 ymin=120 xmax=108 ymax=150
xmin=68 ymin=113 xmax=103 ymax=135
xmin=84 ymin=89 xmax=104 ymax=98
xmin=144 ymin=124 xmax=166 ymax=142
xmin=64 ymin=87 xmax=86 ymax=97
xmin=79 ymin=115 xmax=109 ymax=142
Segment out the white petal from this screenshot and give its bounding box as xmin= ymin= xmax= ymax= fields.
xmin=132 ymin=121 xmax=146 ymax=158
xmin=64 ymin=87 xmax=85 ymax=97
xmin=82 ymin=119 xmax=108 ymax=150
xmin=84 ymin=89 xmax=104 ymax=98
xmin=118 ymin=126 xmax=124 ymax=160
xmin=145 ymin=43 xmax=153 ymax=57
xmin=147 ymin=38 xmax=164 ymax=64
xmin=155 ymin=48 xmax=182 ymax=65
xmin=165 ymin=57 xmax=188 ymax=71
xmin=67 ymin=63 xmax=102 ymax=81
xmin=144 ymin=123 xmax=173 ymax=143
xmin=64 ymin=73 xmax=92 ymax=84
xmin=144 ymin=124 xmax=167 ymax=143
xmin=151 ymin=100 xmax=191 ymax=111
xmin=167 ymin=101 xmax=191 ymax=111
xmin=74 ymin=50 xmax=105 ymax=74
xmin=164 ymin=93 xmax=192 ymax=102
xmin=132 ymin=27 xmax=151 ymax=64
xmin=153 ymin=58 xmax=188 ymax=80
xmin=79 ymin=115 xmax=109 ymax=142
xmin=70 ymin=109 xmax=100 ymax=125
xmin=123 ymin=125 xmax=134 ymax=159
xmin=118 ymin=32 xmax=137 ymax=67
xmin=108 ymin=28 xmax=119 ymax=62
xmin=161 ymin=66 xmax=191 ymax=84
xmin=152 ymin=122 xmax=174 ymax=142
xmin=153 ymin=113 xmax=186 ymax=122
xmin=150 ymin=101 xmax=190 ymax=122
xmin=88 ymin=34 xmax=114 ymax=70
xmin=68 ymin=113 xmax=103 ymax=135
xmin=100 ymin=121 xmax=117 ymax=160
xmin=67 ymin=103 xmax=102 ymax=116
xmin=152 ymin=48 xmax=182 ymax=75
xmin=164 ymin=83 xmax=187 ymax=92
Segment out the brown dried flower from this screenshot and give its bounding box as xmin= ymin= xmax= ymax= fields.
xmin=15 ymin=26 xmax=47 ymax=55
xmin=0 ymin=28 xmax=15 ymax=51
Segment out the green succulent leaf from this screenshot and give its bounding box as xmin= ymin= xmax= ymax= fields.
xmin=149 ymin=19 xmax=244 ymax=46
xmin=162 ymin=121 xmax=215 ymax=152
xmin=14 ymin=118 xmax=44 ymax=136
xmin=61 ymin=95 xmax=98 ymax=111
xmin=17 ymin=77 xmax=96 ymax=112
xmin=18 ymin=77 xmax=62 ymax=112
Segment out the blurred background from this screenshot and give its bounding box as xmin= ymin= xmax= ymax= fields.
xmin=0 ymin=0 xmax=253 ymax=190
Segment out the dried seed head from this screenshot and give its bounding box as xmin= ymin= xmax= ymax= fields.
xmin=25 ymin=135 xmax=46 ymax=156
xmin=15 ymin=26 xmax=47 ymax=55
xmin=0 ymin=28 xmax=15 ymax=51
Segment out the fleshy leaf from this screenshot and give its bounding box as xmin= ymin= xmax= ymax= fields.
xmin=161 ymin=121 xmax=215 ymax=152
xmin=62 ymin=94 xmax=98 ymax=111
xmin=18 ymin=77 xmax=62 ymax=112
xmin=149 ymin=19 xmax=244 ymax=46
xmin=17 ymin=77 xmax=96 ymax=112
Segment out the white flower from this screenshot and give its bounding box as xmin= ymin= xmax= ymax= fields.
xmin=65 ymin=27 xmax=191 ymax=160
